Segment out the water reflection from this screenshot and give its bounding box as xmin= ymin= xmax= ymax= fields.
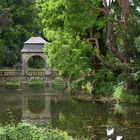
xmin=0 ymin=87 xmax=140 ymax=139
xmin=0 ymin=87 xmax=69 ymax=126
xmin=22 ymin=95 xmax=51 ymax=126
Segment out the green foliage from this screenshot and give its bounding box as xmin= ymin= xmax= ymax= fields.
xmin=37 ymin=0 xmax=140 ymax=99
xmin=0 ymin=122 xmax=71 ymax=140
xmin=94 ymin=81 xmax=115 ymax=97
xmin=28 ymin=79 xmax=44 ymax=88
xmin=5 ymin=79 xmax=21 ymax=89
xmin=113 ymin=84 xmax=125 ymax=102
xmin=113 ymin=84 xmax=139 ymax=104
xmin=36 ymin=0 xmax=103 ymax=81
xmin=0 ymin=0 xmax=42 ymax=68
xmin=46 ymin=32 xmax=91 ymax=81
xmin=0 ymin=0 xmax=139 ymax=102
xmin=90 ymin=69 xmax=115 ymax=96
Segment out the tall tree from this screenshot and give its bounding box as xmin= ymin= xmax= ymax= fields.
xmin=0 ymin=0 xmax=42 ymax=67
xmin=37 ymin=0 xmax=140 ymax=93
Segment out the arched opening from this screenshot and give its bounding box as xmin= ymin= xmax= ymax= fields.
xmin=27 ymin=55 xmax=45 ymax=70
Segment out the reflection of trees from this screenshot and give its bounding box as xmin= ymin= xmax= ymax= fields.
xmin=51 ymin=100 xmax=140 ymax=140
xmin=51 ymin=100 xmax=111 ymax=139
xmin=28 ymin=96 xmax=45 ymax=114
xmin=0 ymin=95 xmax=22 ymax=125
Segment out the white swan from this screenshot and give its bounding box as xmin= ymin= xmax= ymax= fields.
xmin=106 ymin=128 xmax=123 ymax=140
xmin=116 ymin=136 xmax=123 ymax=140
xmin=106 ymin=128 xmax=115 ymax=136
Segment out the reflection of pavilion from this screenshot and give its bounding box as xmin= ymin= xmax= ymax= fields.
xmin=22 ymin=95 xmax=51 ymax=126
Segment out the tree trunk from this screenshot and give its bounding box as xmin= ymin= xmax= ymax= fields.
xmin=103 ymin=0 xmax=130 ymax=92
xmin=89 ymin=28 xmax=106 ymax=71
xmin=118 ymin=0 xmax=131 ymax=92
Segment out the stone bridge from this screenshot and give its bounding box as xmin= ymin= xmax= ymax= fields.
xmin=0 ymin=70 xmax=59 ymax=85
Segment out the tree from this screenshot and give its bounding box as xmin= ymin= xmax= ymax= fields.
xmin=0 ymin=0 xmax=42 ymax=67
xmin=0 ymin=9 xmax=12 ymax=32
xmin=37 ymin=0 xmax=140 ymax=93
xmin=37 ymin=0 xmax=105 ymax=80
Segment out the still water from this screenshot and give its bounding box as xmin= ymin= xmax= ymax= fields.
xmin=0 ymin=87 xmax=140 ymax=140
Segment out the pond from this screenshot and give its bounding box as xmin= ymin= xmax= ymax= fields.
xmin=0 ymin=87 xmax=140 ymax=140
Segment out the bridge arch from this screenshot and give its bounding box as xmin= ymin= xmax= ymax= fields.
xmin=22 ymin=95 xmax=51 ymax=125
xmin=22 ymin=53 xmax=49 ymax=73
xmin=27 ymin=96 xmax=45 ymax=114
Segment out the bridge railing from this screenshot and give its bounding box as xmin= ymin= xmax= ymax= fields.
xmin=0 ymin=70 xmax=59 ymax=77
xmin=26 ymin=71 xmax=45 ymax=76
xmin=0 ymin=70 xmax=22 ymax=77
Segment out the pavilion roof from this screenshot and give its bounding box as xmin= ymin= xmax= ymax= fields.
xmin=21 ymin=37 xmax=46 ymax=53
xmin=24 ymin=37 xmax=46 ymax=44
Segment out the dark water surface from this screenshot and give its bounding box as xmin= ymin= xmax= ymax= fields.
xmin=0 ymin=87 xmax=140 ymax=140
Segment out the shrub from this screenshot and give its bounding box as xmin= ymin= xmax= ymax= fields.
xmin=29 ymin=79 xmax=44 ymax=89
xmin=94 ymin=81 xmax=115 ymax=97
xmin=113 ymin=84 xmax=139 ymax=104
xmin=0 ymin=122 xmax=71 ymax=140
xmin=5 ymin=79 xmax=21 ymax=89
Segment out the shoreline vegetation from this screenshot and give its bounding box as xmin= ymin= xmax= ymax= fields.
xmin=3 ymin=79 xmax=140 ymax=105
xmin=0 ymin=122 xmax=71 ymax=140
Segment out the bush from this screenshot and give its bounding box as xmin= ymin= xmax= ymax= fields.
xmin=0 ymin=122 xmax=71 ymax=140
xmin=29 ymin=79 xmax=44 ymax=89
xmin=5 ymin=80 xmax=21 ymax=88
xmin=113 ymin=84 xmax=139 ymax=104
xmin=94 ymin=81 xmax=115 ymax=97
